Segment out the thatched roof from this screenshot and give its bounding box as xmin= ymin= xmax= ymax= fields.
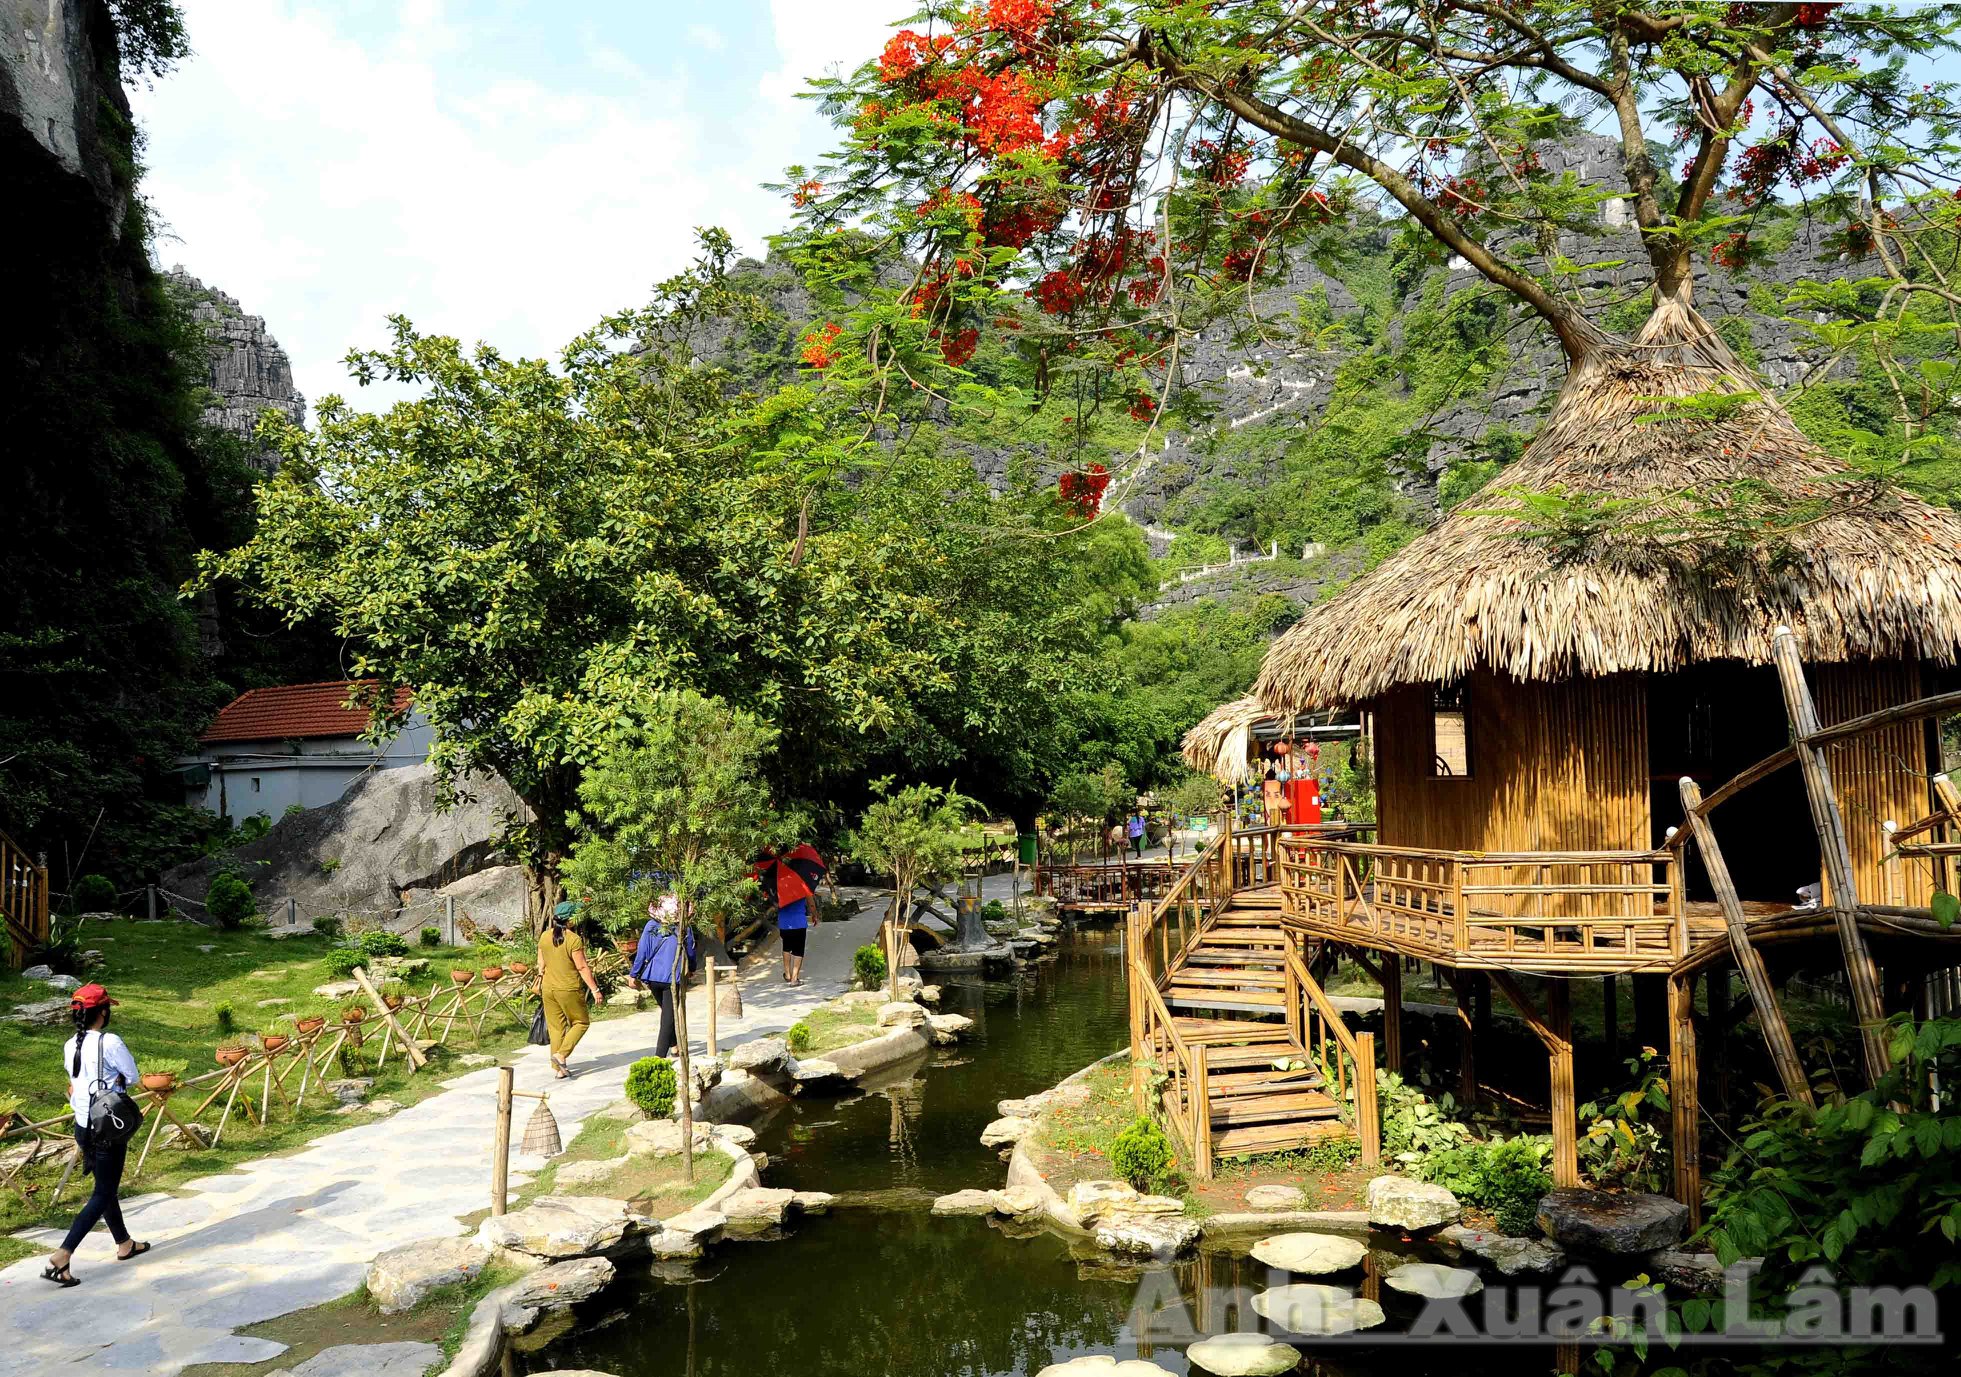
xmin=1255 ymin=299 xmax=1961 ymax=711
xmin=1181 ymin=695 xmax=1265 ymax=783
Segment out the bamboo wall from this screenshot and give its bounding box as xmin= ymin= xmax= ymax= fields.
xmin=1814 ymin=660 xmax=1933 ymax=907
xmin=1373 ymin=671 xmax=1651 ymax=854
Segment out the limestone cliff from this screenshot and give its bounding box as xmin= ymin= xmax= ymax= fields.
xmin=168 ymin=269 xmax=308 ymax=471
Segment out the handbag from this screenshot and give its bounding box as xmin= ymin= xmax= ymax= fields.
xmin=528 ymin=1002 xmax=551 ymax=1046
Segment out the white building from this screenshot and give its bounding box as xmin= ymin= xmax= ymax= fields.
xmin=179 ymin=680 xmax=433 ymax=823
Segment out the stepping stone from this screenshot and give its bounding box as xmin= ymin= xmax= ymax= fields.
xmin=280 ymin=1344 xmax=444 ymax=1377
xmin=1251 ymin=1284 xmax=1386 ymax=1335
xmin=1095 ymin=1212 xmax=1202 ymax=1259
xmin=926 ymin=1012 xmax=973 ymax=1044
xmin=1065 ymin=1180 xmax=1140 ymax=1223
xmin=791 ymin=1190 xmax=835 ymax=1215
xmin=367 ymin=1236 xmax=489 ymax=1314
xmin=1384 ymin=1261 xmax=1483 ymax=1299
xmin=728 ymin=1036 xmax=789 ymax=1072
xmin=1245 ymin=1185 xmax=1306 ymax=1210
xmin=877 ymin=1001 xmax=927 ymax=1028
xmin=1035 ymin=1358 xmax=1173 ymax=1377
xmin=477 ymin=1196 xmax=636 ymax=1259
xmin=1249 ymin=1231 xmax=1366 ymax=1275
xmin=504 ymin=1256 xmax=616 ymax=1312
xmin=1186 ymin=1333 xmax=1302 ymax=1376
xmin=932 ymin=1189 xmax=996 ymax=1216
xmin=989 ymin=1186 xmax=1046 ymax=1220
xmin=1365 ymin=1175 xmax=1461 ymax=1231
xmin=1438 ymin=1225 xmax=1564 ymax=1276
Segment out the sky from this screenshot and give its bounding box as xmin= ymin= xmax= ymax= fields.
xmin=132 ymin=0 xmax=907 ymax=414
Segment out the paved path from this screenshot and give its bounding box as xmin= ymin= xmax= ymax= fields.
xmin=0 ymin=915 xmax=866 ymax=1375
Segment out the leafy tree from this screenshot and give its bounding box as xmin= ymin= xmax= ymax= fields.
xmin=562 ymin=690 xmax=784 ymax=1180
xmin=848 ymin=779 xmax=974 ymax=998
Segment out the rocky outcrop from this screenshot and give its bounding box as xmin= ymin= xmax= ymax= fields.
xmin=1536 ymin=1189 xmax=1689 ymax=1255
xmin=161 ymin=763 xmax=531 ymax=930
xmin=1365 ymin=1175 xmax=1461 ymax=1231
xmin=166 ymin=270 xmax=306 ymax=471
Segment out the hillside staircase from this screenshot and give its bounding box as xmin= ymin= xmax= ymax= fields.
xmin=1130 ymin=832 xmax=1380 ymax=1177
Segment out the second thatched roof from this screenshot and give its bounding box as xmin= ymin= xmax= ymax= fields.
xmin=1255 ymin=298 xmax=1961 ymax=711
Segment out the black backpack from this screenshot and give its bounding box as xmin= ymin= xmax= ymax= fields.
xmin=75 ymin=1033 xmax=143 ymax=1149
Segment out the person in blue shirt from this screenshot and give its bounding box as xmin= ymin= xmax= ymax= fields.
xmin=629 ymin=894 xmax=697 ymax=1059
xmin=776 ymin=894 xmax=817 ymax=986
xmin=1125 ymin=811 xmax=1146 ymax=858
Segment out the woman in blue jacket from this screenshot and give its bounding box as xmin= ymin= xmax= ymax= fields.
xmin=629 ymin=894 xmax=697 ymax=1058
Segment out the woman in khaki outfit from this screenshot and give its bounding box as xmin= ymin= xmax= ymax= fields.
xmin=538 ymin=900 xmax=604 ymax=1077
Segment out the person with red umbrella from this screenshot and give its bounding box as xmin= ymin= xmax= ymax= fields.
xmin=754 ymin=844 xmax=826 ymax=986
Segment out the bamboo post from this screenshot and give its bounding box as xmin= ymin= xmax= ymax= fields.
xmin=352 ymin=965 xmax=426 ymax=1071
xmin=1770 ymin=628 xmax=1892 ymax=1083
xmin=1546 ymin=979 xmax=1577 ymax=1189
xmin=1355 ymin=1030 xmax=1380 ymax=1167
xmin=1679 ymin=778 xmax=1813 ymax=1105
xmin=1380 ymin=956 xmax=1403 ymax=1074
xmin=491 ymin=1065 xmax=513 ymax=1216
xmin=705 ymin=961 xmax=719 ymax=1058
xmin=1446 ymin=971 xmax=1478 ymax=1105
xmin=1669 ymin=971 xmax=1702 ymax=1227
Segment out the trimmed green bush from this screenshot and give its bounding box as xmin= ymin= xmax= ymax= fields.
xmin=981 ymin=899 xmax=1007 ymax=924
xmin=852 ymin=944 xmax=888 ymax=989
xmin=324 ymin=947 xmax=364 ymax=979
xmin=358 ymin=930 xmax=409 ymax=959
xmin=213 ymin=1001 xmax=236 ymax=1034
xmin=1110 ymin=1115 xmax=1176 ymax=1193
xmin=72 ymin=874 xmax=116 ymax=913
xmin=312 ymin=915 xmax=343 ymax=939
xmin=786 ymin=1021 xmax=813 ymax=1053
xmin=420 ymin=926 xmax=442 ymax=947
xmin=205 ymin=873 xmax=256 ymax=931
xmin=624 ymin=1056 xmax=678 ymax=1118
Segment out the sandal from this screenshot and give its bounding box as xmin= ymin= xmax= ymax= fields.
xmin=41 ymin=1262 xmax=79 ymax=1288
xmin=117 ymin=1242 xmax=151 ymax=1261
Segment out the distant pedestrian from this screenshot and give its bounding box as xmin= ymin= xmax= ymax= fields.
xmin=1126 ymin=811 xmax=1146 ymax=857
xmin=538 ymin=900 xmax=604 ymax=1078
xmin=630 ymin=893 xmax=697 ymax=1058
xmin=754 ymin=844 xmax=828 ymax=987
xmin=44 ymin=984 xmax=149 ymax=1287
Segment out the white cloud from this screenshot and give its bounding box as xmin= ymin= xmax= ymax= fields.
xmin=686 ymin=24 xmax=726 ymax=53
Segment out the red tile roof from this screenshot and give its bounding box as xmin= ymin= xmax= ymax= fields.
xmin=200 ymin=681 xmax=414 ymax=745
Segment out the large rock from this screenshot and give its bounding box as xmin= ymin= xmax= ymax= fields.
xmin=553 ymin=1157 xmax=630 ymax=1189
xmin=504 ymin=1256 xmax=615 ymax=1312
xmin=989 ymin=1186 xmax=1047 ymax=1220
xmin=624 ymin=1119 xmax=716 ymax=1158
xmin=160 ymin=763 xmax=531 ymax=931
xmin=1185 ymin=1334 xmax=1301 ymax=1376
xmin=1384 ymin=1262 xmax=1484 ymax=1299
xmin=5 ymin=998 xmax=71 ymax=1026
xmin=1438 ymin=1224 xmax=1565 ymax=1277
xmin=981 ymin=1116 xmax=1036 ymax=1148
xmin=1249 ymin=1232 xmax=1367 ymax=1275
xmin=168 ymin=270 xmax=307 ymax=472
xmin=1536 ymin=1189 xmax=1689 ymax=1254
xmin=20 ymin=965 xmax=53 ymax=980
xmin=1251 ymin=1284 xmax=1386 ymax=1335
xmin=412 ymin=863 xmax=528 ymax=936
xmin=728 ymin=1037 xmax=789 ymax=1073
xmin=926 ymin=1012 xmax=973 ymax=1045
xmin=1066 ymin=1180 xmax=1141 ymax=1224
xmin=932 ymin=1189 xmax=997 ymax=1216
xmin=649 ymin=1208 xmax=725 ymax=1259
xmin=366 ymin=1236 xmax=489 ymax=1313
xmin=1647 ymin=1250 xmax=1729 ymax=1295
xmin=1095 ymin=1212 xmax=1202 ymax=1259
xmin=719 ymin=1187 xmax=798 ymax=1234
xmin=477 ymin=1196 xmax=637 ymax=1259
xmin=1366 ymin=1175 xmax=1461 ymax=1231
xmin=876 ymin=1001 xmax=927 ymax=1029
xmin=322 ymin=1078 xmax=372 ymax=1107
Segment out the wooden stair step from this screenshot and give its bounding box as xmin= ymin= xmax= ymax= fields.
xmin=1167 ymin=987 xmax=1287 ymax=1012
xmin=1165 ymin=968 xmax=1287 ymax=988
xmin=1173 ymin=1017 xmax=1288 ymax=1044
xmin=1198 ymin=1042 xmax=1312 ymax=1069
xmin=1208 ymin=1091 xmax=1341 ymax=1125
xmin=1181 ymin=950 xmax=1287 ymax=967
xmin=1213 ymin=1120 xmax=1351 ymax=1158
xmin=1208 ymin=1073 xmax=1324 ymax=1101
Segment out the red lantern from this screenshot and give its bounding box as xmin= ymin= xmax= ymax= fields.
xmin=1273 ymin=740 xmax=1291 ymax=756
xmin=1305 ymin=742 xmax=1321 ymax=762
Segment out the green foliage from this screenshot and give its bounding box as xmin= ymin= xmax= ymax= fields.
xmin=312 ymin=916 xmax=343 ymax=939
xmin=358 ymin=930 xmax=409 ymax=960
xmin=851 ymin=945 xmax=888 ymax=991
xmin=204 ymin=873 xmax=256 ymax=931
xmin=324 ymin=948 xmax=364 ymax=980
xmin=71 ymin=874 xmax=117 ymax=914
xmin=1420 ymin=1136 xmax=1554 ymax=1236
xmin=144 ymin=1058 xmax=188 ymax=1082
xmin=1109 ymin=1116 xmax=1177 ymax=1193
xmin=212 ymin=1001 xmax=236 ymax=1035
xmin=1704 ymin=1015 xmax=1961 ymax=1297
xmin=1578 ymin=1047 xmax=1672 ymax=1193
xmin=981 ymin=899 xmax=1007 ymax=924
xmin=623 ymin=1057 xmax=678 ymax=1119
xmin=420 ymin=926 xmax=442 ymax=948
xmin=847 ymin=779 xmax=973 ymax=925
xmin=1377 ymin=1070 xmax=1472 ymax=1165
xmin=786 ymin=1021 xmax=813 ymax=1054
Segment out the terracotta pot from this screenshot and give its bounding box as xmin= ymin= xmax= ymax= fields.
xmin=215 ymin=1047 xmax=248 ymax=1067
xmin=260 ymin=1036 xmax=289 ymax=1054
xmin=296 ymin=1017 xmax=326 ymax=1035
xmin=509 ymin=962 xmax=530 ymax=976
xmin=450 ymin=970 xmax=474 ymax=985
xmin=342 ymin=1008 xmax=366 ymax=1024
xmin=481 ymin=966 xmax=505 ymax=982
xmin=383 ymin=996 xmax=403 ymax=1011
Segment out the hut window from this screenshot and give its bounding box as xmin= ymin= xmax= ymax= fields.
xmin=1430 ymin=683 xmax=1471 ymax=778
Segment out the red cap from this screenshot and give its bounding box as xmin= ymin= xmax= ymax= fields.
xmin=70 ymin=984 xmax=118 ymax=1009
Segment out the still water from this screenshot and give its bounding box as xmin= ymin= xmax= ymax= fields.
xmin=524 ymin=927 xmax=1567 ymax=1377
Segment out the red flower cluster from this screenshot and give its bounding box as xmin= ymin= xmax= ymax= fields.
xmin=801 ymin=322 xmax=843 ymax=369
xmin=1057 ymin=462 xmax=1110 ymax=516
xmin=1128 ymin=391 xmax=1157 ymax=422
xmin=1438 ymin=174 xmax=1488 ymax=221
xmin=1031 ymin=269 xmax=1087 ymax=314
xmin=880 ymin=30 xmax=954 ymax=83
xmin=1794 ymin=2 xmax=1839 ymax=27
xmin=792 ymin=178 xmax=823 ymax=208
xmin=1710 ymin=231 xmax=1750 ymax=271
xmin=981 ymin=0 xmax=1054 ymax=47
xmin=937 ymin=327 xmax=979 ymax=366
xmin=1190 ymin=137 xmax=1252 ymax=188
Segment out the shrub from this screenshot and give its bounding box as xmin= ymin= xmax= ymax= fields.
xmin=786 ymin=1021 xmax=813 ymax=1053
xmin=213 ymin=1001 xmax=236 ymax=1034
xmin=624 ymin=1056 xmax=678 ymax=1118
xmin=852 ymin=943 xmax=888 ymax=990
xmin=420 ymin=926 xmax=442 ymax=948
xmin=981 ymin=899 xmax=1007 ymax=924
xmin=324 ymin=947 xmax=364 ymax=979
xmin=205 ymin=873 xmax=256 ymax=931
xmin=72 ymin=874 xmax=116 ymax=913
xmin=358 ymin=930 xmax=409 ymax=960
xmin=312 ymin=915 xmax=344 ymax=939
xmin=1110 ymin=1115 xmax=1176 ymax=1193
xmin=1377 ymin=1070 xmax=1472 ymax=1164
xmin=1421 ymin=1135 xmax=1553 ymax=1236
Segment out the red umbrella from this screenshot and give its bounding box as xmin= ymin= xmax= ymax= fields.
xmin=753 ymin=844 xmax=827 ymax=907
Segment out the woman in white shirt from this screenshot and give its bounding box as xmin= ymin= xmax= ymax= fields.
xmin=42 ymin=983 xmax=149 ymax=1287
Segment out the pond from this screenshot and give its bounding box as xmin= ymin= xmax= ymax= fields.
xmin=520 ymin=927 xmax=1568 ymax=1377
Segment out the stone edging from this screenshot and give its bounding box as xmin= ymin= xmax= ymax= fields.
xmin=436 ymin=1138 xmax=753 ymax=1377
xmin=1003 ymin=1049 xmax=1129 ymax=1236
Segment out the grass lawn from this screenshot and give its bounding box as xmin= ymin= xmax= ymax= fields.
xmin=788 ymin=1001 xmax=881 ymax=1056
xmin=513 ymin=1114 xmax=734 ymax=1220
xmin=0 ymin=918 xmax=636 ymax=1236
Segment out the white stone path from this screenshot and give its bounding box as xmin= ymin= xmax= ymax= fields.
xmin=0 ymin=916 xmax=866 ymax=1375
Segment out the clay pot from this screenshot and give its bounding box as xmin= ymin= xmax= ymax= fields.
xmin=296 ymin=1017 xmax=326 ymax=1035
xmin=215 ymin=1047 xmax=249 ymax=1067
xmin=509 ymin=962 xmax=530 ymax=976
xmin=481 ymin=966 xmax=505 ymax=982
xmin=383 ymin=995 xmax=403 ymax=1011
xmin=140 ymin=1073 xmax=179 ymax=1093
xmin=261 ymin=1036 xmax=289 ymax=1054
xmin=342 ymin=1008 xmax=366 ymax=1024
xmin=450 ymin=970 xmax=475 ymax=986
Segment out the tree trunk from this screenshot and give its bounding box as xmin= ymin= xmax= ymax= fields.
xmin=525 ymin=855 xmax=565 ymax=936
xmin=888 ymin=870 xmax=903 ymax=1001
xmin=673 ymin=902 xmax=695 ymax=1184
xmin=953 ymin=892 xmax=990 ymax=949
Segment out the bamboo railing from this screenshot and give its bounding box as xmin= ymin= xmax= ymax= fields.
xmin=1284 ymin=946 xmax=1379 ymax=1166
xmin=1034 ymin=861 xmax=1177 ymax=908
xmin=2 ymin=829 xmax=49 ymax=970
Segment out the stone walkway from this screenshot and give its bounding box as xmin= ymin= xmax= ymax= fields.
xmin=0 ymin=914 xmax=866 ymax=1375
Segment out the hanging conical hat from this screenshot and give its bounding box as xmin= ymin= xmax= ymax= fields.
xmin=520 ymin=1096 xmax=562 ymax=1158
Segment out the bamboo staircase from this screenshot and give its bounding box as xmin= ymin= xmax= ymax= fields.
xmin=1130 ymin=828 xmax=1380 ymax=1178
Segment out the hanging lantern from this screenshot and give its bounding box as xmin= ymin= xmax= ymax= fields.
xmin=1305 ymin=741 xmax=1322 ymax=762
xmin=1272 ymin=740 xmax=1292 ymax=756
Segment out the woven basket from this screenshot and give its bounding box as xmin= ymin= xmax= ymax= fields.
xmin=716 ymin=980 xmax=743 ymax=1018
xmin=520 ymin=1097 xmax=562 ymax=1158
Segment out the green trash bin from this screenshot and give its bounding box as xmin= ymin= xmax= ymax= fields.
xmin=1017 ymin=832 xmax=1039 ymax=866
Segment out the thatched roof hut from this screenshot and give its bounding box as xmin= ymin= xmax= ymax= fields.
xmin=1254 ymin=299 xmax=1961 ymax=713
xmin=1244 ymin=300 xmax=1961 ymax=905
xmin=1181 ymin=696 xmax=1265 ymax=784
